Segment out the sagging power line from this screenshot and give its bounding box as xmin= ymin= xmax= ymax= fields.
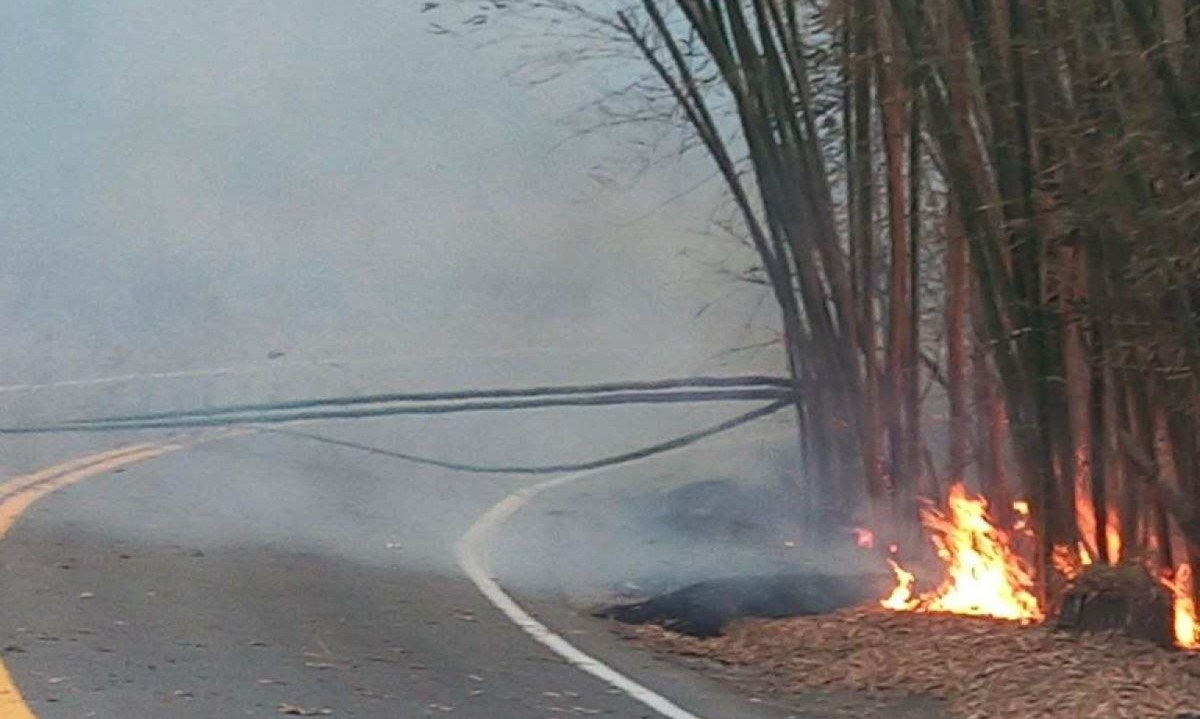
xmin=262 ymin=398 xmax=792 ymax=475
xmin=0 ymin=375 xmax=803 ymax=435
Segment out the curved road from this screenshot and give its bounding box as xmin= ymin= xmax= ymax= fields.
xmin=0 ymin=417 xmax=818 ymax=719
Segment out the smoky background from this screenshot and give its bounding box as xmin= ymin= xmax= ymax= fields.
xmin=0 ymin=1 xmax=872 ymax=601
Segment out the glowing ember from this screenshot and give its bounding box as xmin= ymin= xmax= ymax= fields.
xmin=1051 ymin=543 xmax=1082 ymax=580
xmin=880 ymin=484 xmax=1042 ymax=622
xmin=1011 ymin=500 xmax=1030 ymax=533
xmin=853 ymin=527 xmax=875 ymax=549
xmin=1051 ymin=541 xmax=1097 ymax=580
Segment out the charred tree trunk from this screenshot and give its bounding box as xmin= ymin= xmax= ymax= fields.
xmin=1057 ymin=565 xmax=1176 ymax=647
xmin=852 ymin=0 xmax=887 ymax=518
xmin=906 ymin=44 xmax=924 ymax=499
xmin=946 ymin=213 xmax=970 ymax=483
xmin=876 ymin=0 xmax=915 ymax=526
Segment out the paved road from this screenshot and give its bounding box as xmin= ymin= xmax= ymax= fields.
xmin=0 ymin=415 xmax=828 ymax=719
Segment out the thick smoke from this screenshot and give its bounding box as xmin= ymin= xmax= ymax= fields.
xmin=0 ymin=2 xmax=867 ymax=602
xmin=0 ymin=1 xmax=774 ymax=387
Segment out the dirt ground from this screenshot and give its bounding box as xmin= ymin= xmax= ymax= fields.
xmin=616 ymin=606 xmax=1200 ymax=719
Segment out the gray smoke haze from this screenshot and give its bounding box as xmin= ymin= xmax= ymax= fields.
xmin=0 ymin=1 xmax=777 ymax=388
xmin=0 ymin=3 xmax=866 ymax=601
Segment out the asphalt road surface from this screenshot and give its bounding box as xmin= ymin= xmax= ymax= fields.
xmin=0 ymin=411 xmax=836 ymax=719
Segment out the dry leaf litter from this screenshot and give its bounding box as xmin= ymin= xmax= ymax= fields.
xmin=621 ymin=605 xmax=1200 ymax=719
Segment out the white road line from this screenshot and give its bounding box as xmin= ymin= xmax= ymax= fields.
xmin=456 ymin=426 xmax=796 ymax=719
xmin=456 ymin=465 xmax=707 ymax=719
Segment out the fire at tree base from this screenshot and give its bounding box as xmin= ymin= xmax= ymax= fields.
xmin=1056 ymin=564 xmax=1176 ymax=648
xmin=869 ymin=483 xmax=1199 ymax=651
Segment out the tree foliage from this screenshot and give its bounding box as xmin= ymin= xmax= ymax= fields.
xmin=429 ymin=0 xmax=1200 ymax=601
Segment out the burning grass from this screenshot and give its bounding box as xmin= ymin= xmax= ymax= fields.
xmin=609 ymin=480 xmax=1200 ymax=715
xmin=606 ymin=482 xmax=1200 ymax=717
xmin=882 ymin=484 xmax=1041 ymax=622
xmin=612 ymin=482 xmax=1200 ymax=716
xmin=879 ymin=483 xmax=1199 ymax=649
xmin=1162 ymin=564 xmax=1199 ymax=651
xmin=621 ymin=605 xmax=1200 ymax=719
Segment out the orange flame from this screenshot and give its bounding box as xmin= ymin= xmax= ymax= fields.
xmin=1073 ymin=487 xmax=1122 ymax=563
xmin=864 ymin=487 xmax=1196 ymax=649
xmin=1051 ymin=543 xmax=1082 ymax=580
xmin=1011 ymin=500 xmax=1030 ymax=533
xmin=1059 ymin=545 xmax=1197 ymax=651
xmin=1052 ymin=540 xmax=1108 ymax=581
xmin=1164 ymin=564 xmax=1198 ymax=650
xmin=1079 ymin=542 xmax=1094 ymax=566
xmin=881 ymin=484 xmax=1042 ymax=622
xmin=1105 ymin=514 xmax=1122 ymax=565
xmin=881 ymin=560 xmax=917 ymax=610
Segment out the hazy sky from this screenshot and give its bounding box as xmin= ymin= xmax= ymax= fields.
xmin=0 ymin=1 xmax=776 ymax=385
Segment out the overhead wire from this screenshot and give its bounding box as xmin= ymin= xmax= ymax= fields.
xmin=0 ymin=386 xmax=800 ymax=434
xmin=50 ymin=374 xmax=801 ymax=426
xmin=261 ymin=398 xmax=792 ymax=475
xmin=0 ymin=374 xmax=801 ymax=475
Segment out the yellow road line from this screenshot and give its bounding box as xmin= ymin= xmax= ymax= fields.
xmin=0 ymin=442 xmax=186 ymax=718
xmin=0 ymin=661 xmax=35 ymax=719
xmin=0 ymin=445 xmax=180 ymax=539
xmin=0 ymin=444 xmax=160 ymax=513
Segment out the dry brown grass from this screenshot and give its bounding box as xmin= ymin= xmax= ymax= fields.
xmin=621 ymin=606 xmax=1200 ymax=718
